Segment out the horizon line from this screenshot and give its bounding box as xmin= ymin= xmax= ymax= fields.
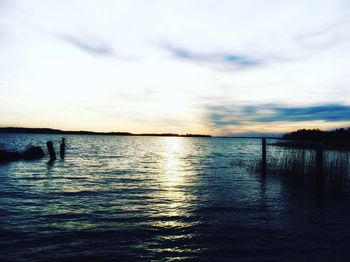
xmin=0 ymin=126 xmax=284 ymax=138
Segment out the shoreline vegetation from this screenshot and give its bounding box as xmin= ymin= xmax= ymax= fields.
xmin=266 ymin=128 xmax=350 ymax=192
xmin=276 ymin=127 xmax=350 ymax=150
xmin=254 ymin=148 xmax=350 ymax=192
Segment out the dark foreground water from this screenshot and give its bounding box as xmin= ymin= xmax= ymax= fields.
xmin=1 ymin=134 xmax=350 ymax=261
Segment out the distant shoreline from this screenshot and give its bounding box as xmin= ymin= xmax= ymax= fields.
xmin=0 ymin=127 xmax=284 ymax=139
xmin=2 ymin=127 xmax=350 ymax=150
xmin=0 ymin=127 xmax=212 ymax=138
xmin=0 ymin=127 xmax=286 ymax=139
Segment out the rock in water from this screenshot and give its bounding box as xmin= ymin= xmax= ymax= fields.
xmin=22 ymin=147 xmax=45 ymax=160
xmin=0 ymin=150 xmax=22 ymax=162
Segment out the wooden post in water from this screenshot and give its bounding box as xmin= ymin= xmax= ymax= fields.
xmin=46 ymin=141 xmax=56 ymax=161
xmin=60 ymin=138 xmax=65 ymax=159
xmin=316 ymin=144 xmax=323 ymax=189
xmin=262 ymin=138 xmax=267 ymax=177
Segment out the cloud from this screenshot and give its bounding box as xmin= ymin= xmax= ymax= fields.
xmin=257 ymin=104 xmax=350 ymax=122
xmin=165 ymin=45 xmax=260 ymax=68
xmin=209 ymin=104 xmax=350 ymax=126
xmin=59 ymin=34 xmax=115 ymax=56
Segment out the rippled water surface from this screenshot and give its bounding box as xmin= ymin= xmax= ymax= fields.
xmin=1 ymin=134 xmax=350 ymax=261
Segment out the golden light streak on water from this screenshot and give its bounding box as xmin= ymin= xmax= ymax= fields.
xmin=149 ymin=138 xmax=197 ymax=230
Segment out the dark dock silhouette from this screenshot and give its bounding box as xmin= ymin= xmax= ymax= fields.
xmin=60 ymin=138 xmax=65 ymax=159
xmin=46 ymin=141 xmax=56 ymax=161
xmin=0 ymin=138 xmax=66 ymax=163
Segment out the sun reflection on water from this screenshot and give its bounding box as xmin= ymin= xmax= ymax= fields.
xmin=147 ymin=138 xmax=198 ymax=230
xmin=162 ymin=137 xmax=185 ymax=185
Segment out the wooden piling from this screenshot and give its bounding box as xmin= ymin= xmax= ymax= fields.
xmin=60 ymin=138 xmax=65 ymax=159
xmin=262 ymin=138 xmax=267 ymax=177
xmin=46 ymin=141 xmax=56 ymax=161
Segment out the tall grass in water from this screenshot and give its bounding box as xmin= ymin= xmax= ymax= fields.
xmin=256 ymin=148 xmax=350 ymax=192
xmin=325 ymin=151 xmax=350 ymax=192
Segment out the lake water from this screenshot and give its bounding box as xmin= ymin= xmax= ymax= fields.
xmin=1 ymin=134 xmax=350 ymax=261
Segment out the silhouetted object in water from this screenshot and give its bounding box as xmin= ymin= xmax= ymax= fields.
xmin=262 ymin=138 xmax=267 ymax=178
xmin=46 ymin=141 xmax=56 ymax=161
xmin=22 ymin=147 xmax=45 ymax=160
xmin=60 ymin=138 xmax=65 ymax=159
xmin=0 ymin=147 xmax=45 ymax=162
xmin=0 ymin=150 xmax=21 ymax=162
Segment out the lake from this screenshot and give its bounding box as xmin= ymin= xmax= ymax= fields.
xmin=1 ymin=134 xmax=350 ymax=261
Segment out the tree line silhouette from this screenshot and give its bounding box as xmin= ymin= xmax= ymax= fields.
xmin=282 ymin=127 xmax=350 ymax=149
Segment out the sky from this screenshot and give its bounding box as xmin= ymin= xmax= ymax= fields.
xmin=1 ymin=0 xmax=350 ymax=135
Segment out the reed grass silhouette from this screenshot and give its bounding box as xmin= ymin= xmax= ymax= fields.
xmin=254 ymin=148 xmax=350 ymax=192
